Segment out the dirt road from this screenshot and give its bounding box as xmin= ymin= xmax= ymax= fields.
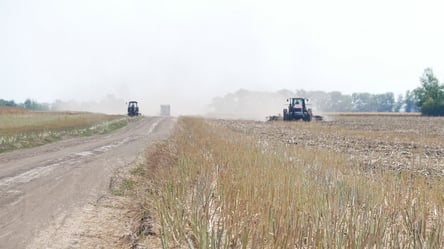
xmin=0 ymin=117 xmax=176 ymax=249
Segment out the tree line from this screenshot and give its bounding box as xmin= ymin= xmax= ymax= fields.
xmin=277 ymin=89 xmax=419 ymax=113
xmin=210 ymin=68 xmax=443 ymax=116
xmin=1 ymin=68 xmax=443 ymax=116
xmin=0 ymin=95 xmax=126 ymax=114
xmin=209 ymin=88 xmax=419 ymax=119
xmin=0 ymin=98 xmax=50 ymax=111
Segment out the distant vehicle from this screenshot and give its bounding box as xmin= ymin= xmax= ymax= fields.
xmin=127 ymin=101 xmax=140 ymax=117
xmin=160 ymin=105 xmax=170 ymax=116
xmin=283 ymin=97 xmax=321 ymax=122
xmin=267 ymin=97 xmax=322 ymax=122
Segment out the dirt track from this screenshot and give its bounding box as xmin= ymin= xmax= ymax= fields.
xmin=0 ymin=117 xmax=176 ymax=249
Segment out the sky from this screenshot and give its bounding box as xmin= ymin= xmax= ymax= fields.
xmin=1 ymin=0 xmax=443 ymax=114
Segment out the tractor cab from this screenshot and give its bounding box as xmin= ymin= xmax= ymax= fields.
xmin=289 ymin=98 xmax=305 ymax=112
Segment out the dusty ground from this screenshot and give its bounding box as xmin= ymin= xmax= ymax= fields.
xmin=133 ymin=115 xmax=444 ymax=247
xmin=4 ymin=114 xmax=442 ymax=249
xmin=129 ymin=115 xmax=444 ymax=248
xmin=0 ymin=117 xmax=176 ymax=249
xmin=212 ymin=114 xmax=444 ymax=177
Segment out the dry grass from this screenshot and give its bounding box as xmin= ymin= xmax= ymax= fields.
xmin=133 ymin=117 xmax=444 ymax=248
xmin=0 ymin=106 xmax=29 ymax=114
xmin=0 ymin=110 xmax=129 ymax=153
xmin=220 ymin=116 xmax=444 ymax=177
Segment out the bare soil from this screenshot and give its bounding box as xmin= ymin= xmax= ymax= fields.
xmin=212 ymin=115 xmax=444 ymax=177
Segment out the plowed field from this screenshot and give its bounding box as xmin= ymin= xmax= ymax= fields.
xmin=215 ymin=114 xmax=444 ymax=177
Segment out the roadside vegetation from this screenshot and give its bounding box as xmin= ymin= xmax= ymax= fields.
xmin=129 ymin=116 xmax=444 ymax=248
xmin=0 ymin=107 xmax=129 ymax=153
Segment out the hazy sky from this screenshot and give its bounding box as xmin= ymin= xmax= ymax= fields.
xmin=1 ymin=0 xmax=443 ymax=114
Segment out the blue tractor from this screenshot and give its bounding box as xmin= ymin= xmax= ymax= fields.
xmin=283 ymin=97 xmax=313 ymax=121
xmin=127 ymin=101 xmax=140 ymax=117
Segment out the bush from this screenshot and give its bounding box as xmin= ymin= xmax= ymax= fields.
xmin=421 ymin=97 xmax=444 ymax=116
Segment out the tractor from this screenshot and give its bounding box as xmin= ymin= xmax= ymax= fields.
xmin=127 ymin=101 xmax=140 ymax=117
xmin=283 ymin=97 xmax=313 ymax=121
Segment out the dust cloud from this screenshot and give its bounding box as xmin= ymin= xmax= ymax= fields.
xmin=52 ymin=89 xmax=325 ymax=120
xmin=52 ymin=94 xmax=209 ymax=117
xmin=2 ymin=0 xmax=443 ymax=115
xmin=207 ymin=89 xmax=291 ymax=121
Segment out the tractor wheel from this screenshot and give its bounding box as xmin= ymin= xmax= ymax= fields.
xmin=303 ymin=112 xmax=312 ymax=122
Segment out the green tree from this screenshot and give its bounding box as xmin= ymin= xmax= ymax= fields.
xmin=374 ymin=93 xmax=395 ymax=112
xmin=352 ymin=93 xmax=373 ymax=112
xmin=23 ymin=98 xmax=50 ymax=111
xmin=421 ymin=98 xmax=444 ymax=116
xmin=0 ymin=99 xmax=17 ymax=107
xmin=325 ymin=91 xmax=352 ymax=112
xmin=24 ymin=99 xmax=33 ymax=109
xmin=414 ymin=68 xmax=444 ymax=116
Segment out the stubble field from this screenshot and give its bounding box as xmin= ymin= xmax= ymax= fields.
xmin=0 ymin=106 xmax=129 ymax=153
xmin=219 ymin=114 xmax=444 ymax=177
xmin=132 ymin=114 xmax=444 ymax=248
